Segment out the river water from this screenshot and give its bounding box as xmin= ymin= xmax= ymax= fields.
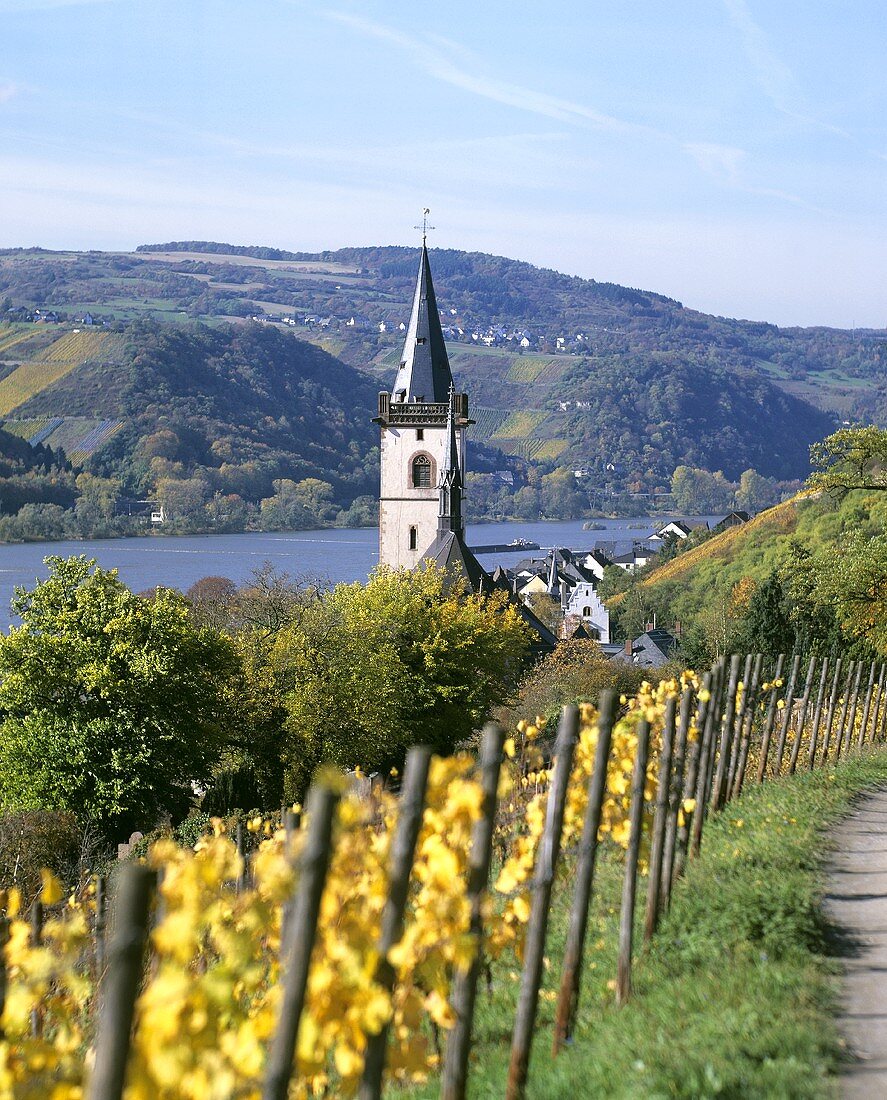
xmin=0 ymin=516 xmax=717 ymax=628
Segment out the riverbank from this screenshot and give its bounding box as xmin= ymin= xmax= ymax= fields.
xmin=0 ymin=516 xmax=719 ymax=628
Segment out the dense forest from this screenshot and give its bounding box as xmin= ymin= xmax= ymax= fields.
xmin=0 ymin=321 xmax=384 ymax=538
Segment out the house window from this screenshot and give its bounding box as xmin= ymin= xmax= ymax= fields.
xmin=409 ymin=526 xmax=418 ymax=550
xmin=416 ymin=429 xmax=424 ymax=441
xmin=411 ymin=454 xmax=433 ymax=488
xmin=583 ymin=606 xmax=591 ymax=617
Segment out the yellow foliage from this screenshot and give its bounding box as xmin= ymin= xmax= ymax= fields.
xmin=0 ymin=669 xmax=759 ymax=1097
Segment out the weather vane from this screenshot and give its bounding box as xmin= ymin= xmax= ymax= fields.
xmin=414 ymin=207 xmax=435 ymax=243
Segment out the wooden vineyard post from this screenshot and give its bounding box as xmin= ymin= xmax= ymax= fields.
xmin=676 ymin=673 xmax=713 ymax=874
xmin=858 ymin=663 xmax=879 ymax=749
xmin=441 ymin=724 xmax=505 ymax=1100
xmin=879 ymin=668 xmax=887 ymax=742
xmin=756 ymin=654 xmax=786 ymax=783
xmin=263 ymin=779 xmax=341 ymax=1100
xmin=85 ymin=864 xmax=156 ymax=1100
xmin=702 ymin=660 xmax=727 ymax=807
xmin=842 ymin=661 xmax=864 ymax=757
xmin=660 ymin=685 xmax=694 ymax=909
xmin=359 ymin=746 xmax=433 ymax=1100
xmin=506 ymin=706 xmax=579 ymax=1100
xmin=615 ymin=717 xmax=651 ymax=1006
xmin=773 ymin=654 xmax=802 ymax=776
xmin=868 ymin=664 xmax=887 ymax=746
xmin=692 ymin=665 xmax=725 ymax=859
xmin=644 ymin=696 xmax=677 ymax=943
xmin=0 ymin=915 xmax=8 ymax=1042
xmin=94 ymin=874 xmax=107 ymax=978
xmin=820 ymin=658 xmax=846 ymax=765
xmin=808 ymin=658 xmax=838 ymax=769
xmin=29 ymin=899 xmax=43 ymax=1038
xmin=789 ymin=657 xmax=819 ymax=775
xmin=552 ymin=692 xmax=617 ymax=1055
xmin=833 ymin=662 xmax=857 ymax=762
xmin=280 ymin=808 xmax=301 ymax=947
xmin=731 ymin=653 xmax=763 ymax=800
xmin=726 ymin=654 xmax=755 ymax=798
xmin=712 ymin=655 xmax=741 ymax=811
xmin=235 ymin=820 xmax=246 ymax=893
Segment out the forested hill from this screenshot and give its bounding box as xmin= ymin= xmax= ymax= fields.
xmin=0 ymin=320 xmax=384 ymax=536
xmin=132 ymin=240 xmax=886 ymax=398
xmin=1 ymin=240 xmax=884 ymax=529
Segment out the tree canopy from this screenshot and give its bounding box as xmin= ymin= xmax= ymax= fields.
xmin=0 ymin=556 xmax=237 ymax=834
xmin=809 ymin=426 xmax=887 ymax=498
xmin=222 ymin=564 xmax=533 ymax=801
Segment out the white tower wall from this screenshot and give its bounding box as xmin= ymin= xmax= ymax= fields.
xmin=379 ymin=422 xmax=464 ymax=569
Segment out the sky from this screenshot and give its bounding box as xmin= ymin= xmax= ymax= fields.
xmin=0 ymin=0 xmax=885 ymax=328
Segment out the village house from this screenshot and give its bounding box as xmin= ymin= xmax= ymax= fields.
xmin=648 ymin=519 xmax=694 ymax=541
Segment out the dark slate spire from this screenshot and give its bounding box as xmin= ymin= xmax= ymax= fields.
xmin=391 ymin=243 xmax=454 ymax=402
xmin=438 ymin=386 xmax=463 ymax=535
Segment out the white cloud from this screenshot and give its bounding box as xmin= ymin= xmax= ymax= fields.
xmin=683 ymin=141 xmax=826 ymax=214
xmin=722 ymin=0 xmax=796 ymax=112
xmin=326 ymin=11 xmax=652 ymax=136
xmin=722 ymin=0 xmax=848 ymax=136
xmin=684 ymin=142 xmax=746 ymax=183
xmin=0 ymin=82 xmax=17 ymax=104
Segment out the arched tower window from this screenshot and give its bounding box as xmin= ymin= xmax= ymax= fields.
xmin=411 ymin=453 xmax=434 ymax=488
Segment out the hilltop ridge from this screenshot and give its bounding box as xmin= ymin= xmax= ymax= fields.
xmin=0 ymin=240 xmax=884 ymax=534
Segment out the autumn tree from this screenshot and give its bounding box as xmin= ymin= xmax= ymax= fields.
xmin=262 ymin=565 xmax=531 ymax=798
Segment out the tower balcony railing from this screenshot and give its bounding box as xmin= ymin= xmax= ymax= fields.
xmin=387 ymin=402 xmax=449 ymax=424
xmin=376 ymin=391 xmax=470 ymax=426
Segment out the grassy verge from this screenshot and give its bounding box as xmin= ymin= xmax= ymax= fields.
xmin=406 ymin=749 xmax=887 ymax=1099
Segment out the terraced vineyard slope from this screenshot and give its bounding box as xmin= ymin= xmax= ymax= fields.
xmin=1 ymin=241 xmax=883 ymax=510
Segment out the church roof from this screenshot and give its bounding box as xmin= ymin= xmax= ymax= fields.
xmin=418 ymin=533 xmax=558 ymax=652
xmin=420 ymin=529 xmax=488 ymax=591
xmin=391 ymin=244 xmax=454 ymax=402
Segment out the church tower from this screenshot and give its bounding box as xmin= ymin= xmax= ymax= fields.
xmin=375 ymin=241 xmax=471 ymax=569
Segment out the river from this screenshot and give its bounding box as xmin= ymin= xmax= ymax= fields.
xmin=0 ymin=516 xmax=719 ymax=628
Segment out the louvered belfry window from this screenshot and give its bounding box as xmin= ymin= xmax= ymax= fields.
xmin=411 ymin=454 xmax=433 ymax=488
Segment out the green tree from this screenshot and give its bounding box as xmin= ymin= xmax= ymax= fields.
xmin=809 ymin=426 xmax=887 ymax=498
xmin=258 ymin=478 xmax=336 ymax=530
xmin=156 ymin=476 xmax=210 ymax=523
xmin=781 ymin=541 xmax=844 ymax=655
xmin=540 ymin=469 xmax=586 ymax=519
xmin=671 ymin=465 xmax=735 ymax=513
xmin=735 ymin=468 xmax=779 ymax=513
xmin=267 ymin=565 xmax=531 ymax=798
xmin=73 ymin=473 xmax=120 ymax=535
xmin=0 ymin=557 xmax=237 ymax=836
xmin=804 ymin=532 xmax=887 ymax=655
xmin=734 ymin=571 xmax=795 ymax=657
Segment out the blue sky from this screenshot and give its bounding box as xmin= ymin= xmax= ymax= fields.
xmin=1 ymin=0 xmax=885 ymax=327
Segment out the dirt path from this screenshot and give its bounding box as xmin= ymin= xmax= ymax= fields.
xmin=825 ymin=788 xmax=887 ymax=1097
